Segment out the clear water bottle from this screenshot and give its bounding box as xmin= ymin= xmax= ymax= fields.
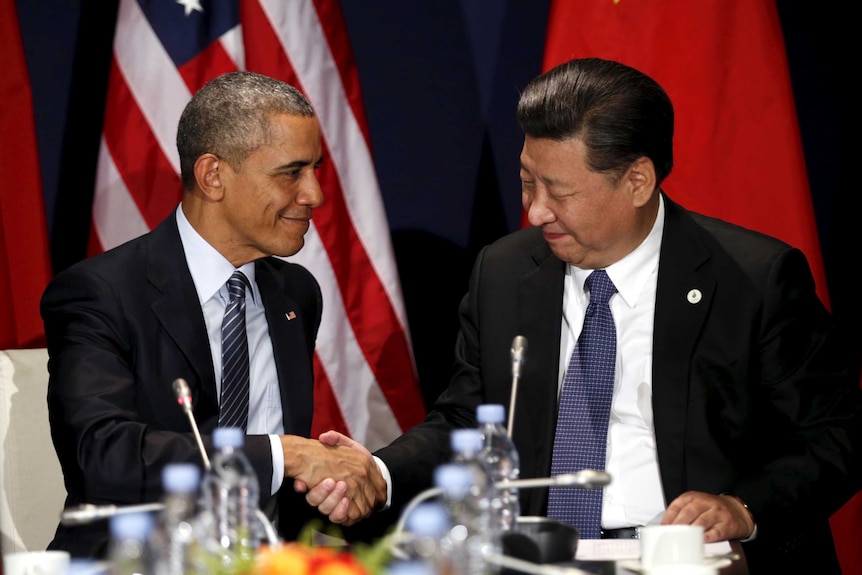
xmin=449 ymin=429 xmax=496 ymax=538
xmin=435 ymin=462 xmax=501 ymax=575
xmin=151 ymin=463 xmax=201 ymax=575
xmin=477 ymin=404 xmax=520 ymax=532
xmin=399 ymin=501 xmax=451 ymax=574
xmin=442 ymin=436 xmax=500 ymax=575
xmin=197 ymin=427 xmax=260 ymax=570
xmin=450 ymin=428 xmax=492 ymax=500
xmin=109 ymin=511 xmax=155 ymax=575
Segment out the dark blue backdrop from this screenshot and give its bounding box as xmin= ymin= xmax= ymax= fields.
xmin=15 ymin=1 xmax=857 ymax=404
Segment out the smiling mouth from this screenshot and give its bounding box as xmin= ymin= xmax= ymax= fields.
xmin=280 ymin=214 xmax=311 ymax=224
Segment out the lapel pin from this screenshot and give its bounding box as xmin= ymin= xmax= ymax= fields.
xmin=687 ymin=289 xmax=703 ymax=304
xmin=286 ymin=311 xmax=297 ymax=320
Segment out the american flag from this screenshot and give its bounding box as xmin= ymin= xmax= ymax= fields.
xmin=90 ymin=0 xmax=426 ymax=450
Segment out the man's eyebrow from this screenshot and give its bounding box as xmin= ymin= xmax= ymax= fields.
xmin=276 ymin=159 xmax=314 ymax=171
xmin=521 ymin=166 xmax=559 ymax=186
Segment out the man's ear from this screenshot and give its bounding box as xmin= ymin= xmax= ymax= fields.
xmin=194 ymin=153 xmax=223 ymax=200
xmin=627 ymin=156 xmax=657 ymax=208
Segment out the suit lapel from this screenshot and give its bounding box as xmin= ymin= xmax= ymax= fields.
xmin=256 ymin=261 xmax=314 ymax=436
xmin=652 ymin=196 xmax=715 ymax=498
xmin=146 ymin=215 xmax=219 ymax=417
xmin=517 ymin=233 xmax=566 ymax=503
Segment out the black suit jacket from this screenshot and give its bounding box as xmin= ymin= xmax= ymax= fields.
xmin=374 ymin=195 xmax=862 ymax=574
xmin=41 ymin=210 xmax=324 ymax=557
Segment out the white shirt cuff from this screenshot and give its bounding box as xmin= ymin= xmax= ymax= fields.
xmin=269 ymin=434 xmax=285 ymax=496
xmin=373 ymin=455 xmax=392 ymax=510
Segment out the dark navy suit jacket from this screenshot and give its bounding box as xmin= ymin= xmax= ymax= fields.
xmin=41 ymin=210 xmax=323 ymax=557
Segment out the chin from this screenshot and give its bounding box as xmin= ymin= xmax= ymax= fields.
xmin=271 ymin=240 xmax=304 ymax=258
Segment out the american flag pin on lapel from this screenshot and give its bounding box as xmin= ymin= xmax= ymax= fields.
xmin=286 ymin=311 xmax=297 ymax=320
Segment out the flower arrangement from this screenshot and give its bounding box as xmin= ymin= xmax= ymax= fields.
xmin=250 ymin=521 xmax=394 ymax=575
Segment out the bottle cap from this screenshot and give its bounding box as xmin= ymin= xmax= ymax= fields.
xmin=434 ymin=463 xmax=473 ymax=499
xmin=109 ymin=511 xmax=154 ymax=540
xmin=162 ymin=462 xmax=201 ymax=494
xmin=213 ymin=426 xmax=244 ymax=449
xmin=405 ymin=501 xmax=450 ymax=537
xmin=385 ymin=560 xmax=437 ymax=575
xmin=450 ymin=428 xmax=482 ymax=454
xmin=476 ymin=404 xmax=505 ymax=424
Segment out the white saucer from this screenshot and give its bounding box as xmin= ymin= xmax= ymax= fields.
xmin=617 ymin=557 xmax=732 ymax=573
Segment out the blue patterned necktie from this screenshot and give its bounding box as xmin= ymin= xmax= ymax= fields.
xmin=219 ymin=271 xmax=250 ymax=431
xmin=547 ymin=269 xmax=617 ymax=538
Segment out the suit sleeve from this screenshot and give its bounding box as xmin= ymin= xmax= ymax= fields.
xmin=40 ymin=263 xmax=222 ymax=505
xmin=730 ymin=247 xmax=862 ymax=532
xmin=374 ymin=246 xmax=492 ymax=510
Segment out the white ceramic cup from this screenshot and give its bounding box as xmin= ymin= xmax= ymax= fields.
xmin=3 ymin=551 xmax=71 ymax=575
xmin=639 ymin=524 xmax=704 ymax=569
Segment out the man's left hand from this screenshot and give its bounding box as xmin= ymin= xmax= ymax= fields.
xmin=663 ymin=491 xmax=755 ymax=542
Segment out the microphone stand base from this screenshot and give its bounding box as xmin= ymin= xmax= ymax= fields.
xmin=503 ymin=516 xmax=579 ymax=565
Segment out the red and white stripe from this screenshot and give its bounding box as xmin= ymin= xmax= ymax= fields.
xmin=92 ymin=0 xmax=425 ymax=450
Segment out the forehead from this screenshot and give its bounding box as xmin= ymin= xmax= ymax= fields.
xmin=266 ymin=113 xmax=321 ymax=149
xmin=520 ymin=136 xmax=589 ymax=176
xmin=246 ymin=113 xmax=322 ymax=167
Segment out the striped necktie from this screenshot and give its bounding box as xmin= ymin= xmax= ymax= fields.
xmin=219 ymin=270 xmax=250 ymax=431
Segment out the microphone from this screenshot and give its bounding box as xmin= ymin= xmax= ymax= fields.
xmin=391 ymin=470 xmax=610 ymax=572
xmin=170 ymin=377 xmax=278 ymax=545
xmin=173 ymin=377 xmax=210 ymax=469
xmin=60 ymin=378 xmax=280 ymax=546
xmin=392 ymin=469 xmax=610 ymax=540
xmin=61 ymin=502 xmax=165 ymax=525
xmin=500 ymin=470 xmax=610 ymax=490
xmin=508 ymin=335 xmax=527 ymax=437
xmin=61 ymin=500 xmax=279 ymax=546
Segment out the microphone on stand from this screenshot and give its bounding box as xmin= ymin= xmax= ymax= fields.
xmin=173 ymin=377 xmax=210 ymax=470
xmin=170 ymin=377 xmax=278 ymax=545
xmin=390 ymin=470 xmax=610 ymax=572
xmin=508 ymin=335 xmax=527 ymax=437
xmin=60 ymin=503 xmax=165 ymax=526
xmin=391 ymin=469 xmax=611 ymax=543
xmin=60 ymin=377 xmax=280 ymax=546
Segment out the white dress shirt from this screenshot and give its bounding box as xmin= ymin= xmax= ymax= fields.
xmin=378 ymin=199 xmax=668 ymax=519
xmin=175 ymin=205 xmax=285 ymax=495
xmin=558 ymin=195 xmax=666 ymax=528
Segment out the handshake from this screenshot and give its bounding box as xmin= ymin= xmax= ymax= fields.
xmin=284 ymin=430 xmax=387 ymax=526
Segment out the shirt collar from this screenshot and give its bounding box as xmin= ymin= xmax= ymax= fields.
xmin=569 ymin=193 xmax=665 ymax=307
xmin=175 ymin=204 xmax=259 ymax=305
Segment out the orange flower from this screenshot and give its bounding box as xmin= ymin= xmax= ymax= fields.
xmin=255 ymin=543 xmax=313 ymax=575
xmin=254 ymin=542 xmax=373 ymax=575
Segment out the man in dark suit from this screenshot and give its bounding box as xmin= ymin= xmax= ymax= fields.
xmin=310 ymin=58 xmax=862 ymax=573
xmin=41 ymin=71 xmax=384 ymax=558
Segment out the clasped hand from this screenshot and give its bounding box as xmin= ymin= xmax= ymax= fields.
xmin=285 ymin=431 xmax=386 ymax=525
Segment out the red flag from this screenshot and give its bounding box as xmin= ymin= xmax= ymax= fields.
xmin=0 ymin=0 xmax=52 ymax=350
xmin=91 ymin=0 xmax=425 ymax=449
xmin=541 ymin=1 xmax=856 ymax=571
xmin=540 ymin=0 xmax=827 ymax=306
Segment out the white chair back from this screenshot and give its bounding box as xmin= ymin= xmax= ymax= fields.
xmin=0 ymin=348 xmax=65 ymax=552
